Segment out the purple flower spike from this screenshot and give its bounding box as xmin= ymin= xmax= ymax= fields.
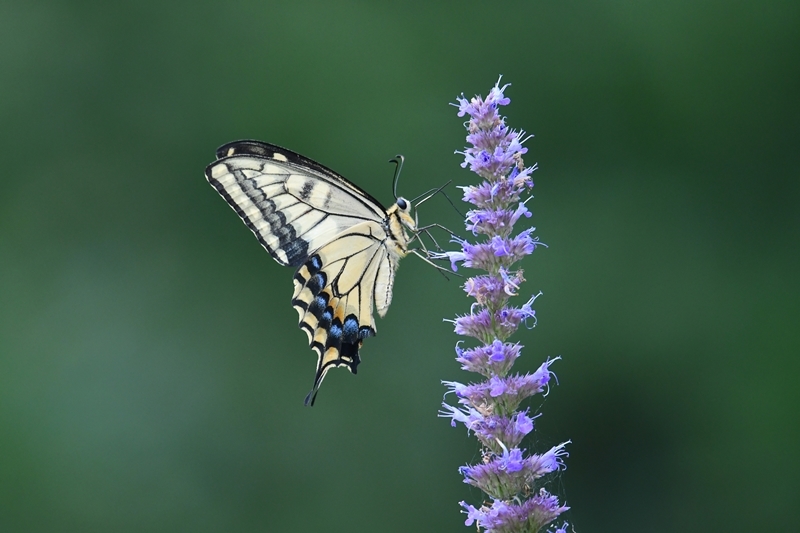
xmin=440 ymin=79 xmax=572 ymax=532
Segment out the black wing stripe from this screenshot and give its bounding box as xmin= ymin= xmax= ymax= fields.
xmin=225 ymin=167 xmax=310 ymax=266
xmin=208 ymin=172 xmax=298 ymax=265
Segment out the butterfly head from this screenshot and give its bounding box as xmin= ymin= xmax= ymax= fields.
xmin=390 ymin=196 xmax=417 ymax=231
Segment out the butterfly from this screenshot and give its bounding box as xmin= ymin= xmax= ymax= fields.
xmin=205 ymin=140 xmax=420 ymax=406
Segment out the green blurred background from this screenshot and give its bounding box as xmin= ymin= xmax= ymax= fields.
xmin=1 ymin=1 xmax=798 ymax=531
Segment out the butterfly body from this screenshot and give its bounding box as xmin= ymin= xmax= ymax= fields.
xmin=205 ymin=140 xmax=416 ymax=405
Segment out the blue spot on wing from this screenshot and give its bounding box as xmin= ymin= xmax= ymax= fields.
xmin=308 ymin=255 xmax=323 ymax=274
xmin=319 ymin=307 xmax=333 ymax=329
xmin=343 ymin=315 xmax=360 ymax=344
xmin=306 ymin=273 xmax=326 ymax=296
xmin=308 ymin=294 xmax=329 ymax=318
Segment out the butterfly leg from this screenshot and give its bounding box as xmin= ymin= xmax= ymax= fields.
xmin=415 ymin=222 xmax=459 ymax=237
xmin=409 ymin=228 xmax=444 ymax=254
xmin=408 ymin=248 xmax=461 ymax=279
xmin=409 ymin=221 xmax=458 ymax=249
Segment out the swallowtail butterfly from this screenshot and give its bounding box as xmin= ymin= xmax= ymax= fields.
xmin=206 ymin=140 xmax=417 ymax=406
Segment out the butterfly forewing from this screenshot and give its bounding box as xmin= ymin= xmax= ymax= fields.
xmin=205 ymin=140 xmax=409 ymax=405
xmin=207 ymin=151 xmax=385 ymax=266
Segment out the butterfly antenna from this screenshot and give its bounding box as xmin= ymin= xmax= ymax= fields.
xmin=412 ymin=180 xmax=451 ymax=208
xmin=411 ymin=181 xmax=465 ymax=218
xmin=440 ymin=188 xmax=465 ymax=218
xmin=389 ymin=155 xmax=405 ymax=200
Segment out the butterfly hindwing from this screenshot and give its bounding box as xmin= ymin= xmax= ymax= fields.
xmin=291 ymin=220 xmax=398 ymax=406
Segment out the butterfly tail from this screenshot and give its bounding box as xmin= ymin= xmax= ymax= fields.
xmin=303 ymin=341 xmax=362 ymax=407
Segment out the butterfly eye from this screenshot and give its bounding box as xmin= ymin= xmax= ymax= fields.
xmin=396 ymin=197 xmax=408 ymax=210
